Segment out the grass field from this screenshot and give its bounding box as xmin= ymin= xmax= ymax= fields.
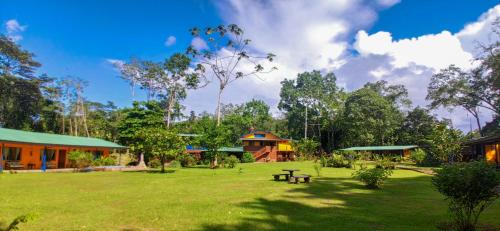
xmin=1 ymin=162 xmax=499 ymax=231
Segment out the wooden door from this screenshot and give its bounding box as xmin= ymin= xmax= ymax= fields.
xmin=58 ymin=150 xmax=67 ymax=168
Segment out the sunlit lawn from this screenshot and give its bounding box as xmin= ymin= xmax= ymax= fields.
xmin=1 ymin=162 xmax=499 ymax=230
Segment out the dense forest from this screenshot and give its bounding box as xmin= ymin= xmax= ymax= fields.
xmin=0 ymin=23 xmax=498 ymax=166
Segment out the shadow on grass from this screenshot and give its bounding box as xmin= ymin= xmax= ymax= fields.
xmin=196 ymin=174 xmax=463 ymax=231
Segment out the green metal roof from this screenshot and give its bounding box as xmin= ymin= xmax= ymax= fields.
xmin=218 ymin=147 xmax=244 ymax=152
xmin=340 ymin=145 xmax=418 ymax=151
xmin=0 ymin=128 xmax=125 ymax=149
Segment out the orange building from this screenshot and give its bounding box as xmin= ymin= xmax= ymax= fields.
xmin=462 ymin=135 xmax=500 ymax=166
xmin=0 ymin=128 xmax=125 ymax=171
xmin=240 ymin=131 xmax=294 ymax=162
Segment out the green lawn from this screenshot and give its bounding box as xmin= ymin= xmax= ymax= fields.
xmin=1 ymin=162 xmax=499 ymax=231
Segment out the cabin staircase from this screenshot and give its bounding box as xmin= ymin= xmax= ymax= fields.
xmin=254 ymin=146 xmax=272 ymax=162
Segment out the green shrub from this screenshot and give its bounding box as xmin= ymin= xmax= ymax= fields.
xmin=168 ymin=160 xmax=181 ymax=168
xmin=313 ymin=163 xmax=322 ymax=177
xmin=320 ymin=156 xmax=328 ymax=167
xmin=92 ymin=157 xmax=116 ymax=166
xmin=326 ymin=154 xmax=349 ymax=168
xmin=375 ymin=157 xmax=396 ymax=170
xmin=241 ymin=152 xmax=255 ymax=163
xmin=353 ymin=167 xmax=393 ymax=189
xmin=68 ymin=151 xmax=93 ymax=169
xmin=410 ymin=148 xmax=426 ymax=165
xmin=2 ymin=213 xmax=37 ymax=231
xmin=224 ymin=155 xmax=240 ymax=168
xmin=177 ymin=154 xmax=196 ymax=167
xmin=432 ymin=161 xmax=500 ymax=231
xmin=340 ymin=151 xmax=360 ymax=168
xmin=148 ymin=159 xmax=161 ymax=168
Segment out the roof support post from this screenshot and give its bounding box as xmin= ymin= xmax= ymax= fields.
xmin=41 ymin=147 xmax=47 ymax=172
xmin=0 ymin=143 xmax=4 ymax=173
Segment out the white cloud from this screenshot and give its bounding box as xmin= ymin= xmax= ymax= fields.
xmin=164 ymin=35 xmax=176 ymax=47
xmin=354 ymin=30 xmax=474 ymax=70
xmin=190 ymin=37 xmax=208 ymax=50
xmin=179 ymin=1 xmax=500 ymax=131
xmin=376 ymin=0 xmax=400 ymax=7
xmin=456 ymin=5 xmax=500 ymax=55
xmin=5 ymin=19 xmax=27 ymax=42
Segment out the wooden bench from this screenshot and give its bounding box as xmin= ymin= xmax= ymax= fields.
xmin=6 ymin=162 xmax=24 ymax=170
xmin=272 ymin=173 xmax=290 ymax=181
xmin=289 ymin=175 xmax=311 ymax=184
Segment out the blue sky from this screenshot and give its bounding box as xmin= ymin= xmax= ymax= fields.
xmin=1 ymin=0 xmax=499 ymax=130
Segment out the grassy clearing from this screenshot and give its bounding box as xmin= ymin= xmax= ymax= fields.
xmin=0 ymin=162 xmax=499 ymax=230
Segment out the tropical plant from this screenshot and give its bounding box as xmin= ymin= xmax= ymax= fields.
xmin=224 ymin=155 xmax=240 ymax=168
xmin=432 ymin=161 xmax=500 ymax=231
xmin=410 ymin=148 xmax=426 ymax=165
xmin=292 ymin=138 xmax=320 ymax=160
xmin=353 ymin=167 xmax=393 ymax=189
xmin=1 ymin=213 xmax=37 ymax=231
xmin=148 ymin=159 xmax=162 ymax=168
xmin=241 ymin=152 xmax=255 ymax=163
xmin=140 ymin=127 xmax=186 ymax=173
xmin=67 ymin=151 xmax=93 ymax=169
xmin=177 ymin=154 xmax=197 ymax=168
xmin=313 ymin=163 xmax=322 ymax=177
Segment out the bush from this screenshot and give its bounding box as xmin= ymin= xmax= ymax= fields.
xmin=432 ymin=161 xmax=500 ymax=231
xmin=92 ymin=157 xmax=116 ymax=166
xmin=313 ymin=163 xmax=322 ymax=177
xmin=148 ymin=159 xmax=162 ymax=168
xmin=410 ymin=148 xmax=426 ymax=165
xmin=177 ymin=154 xmax=196 ymax=167
xmin=224 ymin=155 xmax=240 ymax=168
xmin=168 ymin=160 xmax=181 ymax=168
xmin=325 ymin=154 xmax=350 ymax=168
xmin=353 ymin=167 xmax=393 ymax=189
xmin=340 ymin=150 xmax=360 ymax=168
xmin=375 ymin=157 xmax=396 ymax=170
xmin=68 ymin=151 xmax=93 ymax=169
xmin=241 ymin=152 xmax=255 ymax=163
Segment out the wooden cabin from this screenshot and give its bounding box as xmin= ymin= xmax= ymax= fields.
xmin=240 ymin=131 xmax=294 ymax=162
xmin=462 ymin=135 xmax=500 ymax=166
xmin=0 ymin=128 xmax=125 ymax=171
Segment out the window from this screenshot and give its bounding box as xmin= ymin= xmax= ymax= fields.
xmin=93 ymin=150 xmax=103 ymax=159
xmin=40 ymin=149 xmax=57 ymax=161
xmin=3 ymin=147 xmax=22 ymax=161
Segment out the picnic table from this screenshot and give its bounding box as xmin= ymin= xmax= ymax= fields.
xmin=282 ymin=169 xmax=300 ymax=177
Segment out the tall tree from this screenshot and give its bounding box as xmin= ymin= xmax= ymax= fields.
xmin=115 ymin=53 xmax=203 ymax=128
xmin=0 ymin=35 xmax=43 ymax=129
xmin=278 ymin=71 xmax=343 ymax=150
xmin=340 ymin=88 xmax=403 ymax=147
xmin=427 ymin=65 xmax=485 ymax=135
xmin=141 ymin=127 xmax=186 ymax=173
xmin=186 ymin=24 xmax=276 ymax=125
xmin=0 ymin=35 xmax=40 ymax=79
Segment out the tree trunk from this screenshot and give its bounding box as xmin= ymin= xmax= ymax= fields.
xmin=467 ymin=107 xmax=483 ymax=136
xmin=61 ymin=113 xmax=65 ymax=134
xmin=161 ymin=156 xmax=165 ymax=173
xmin=304 ymin=106 xmax=308 ymax=139
xmin=216 ymin=87 xmax=224 ymax=126
xmin=166 ymin=90 xmax=176 ymax=129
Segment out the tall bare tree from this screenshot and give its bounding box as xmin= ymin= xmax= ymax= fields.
xmin=186 ymin=24 xmax=277 ymax=125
